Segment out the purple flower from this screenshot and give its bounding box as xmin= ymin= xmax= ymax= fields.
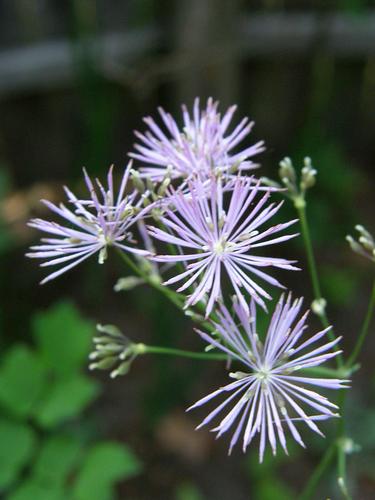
xmin=188 ymin=295 xmax=348 ymax=460
xmin=27 ymin=163 xmax=149 ymax=284
xmin=130 ymin=97 xmax=265 ymax=183
xmin=148 ymin=175 xmax=298 ymax=316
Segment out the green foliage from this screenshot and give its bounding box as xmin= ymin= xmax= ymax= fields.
xmin=175 ymin=482 xmax=205 ymax=500
xmin=35 ymin=375 xmax=99 ymax=429
xmin=0 ymin=345 xmax=47 ymax=418
xmin=253 ymin=478 xmax=292 ymax=500
xmin=0 ymin=418 xmax=36 ymax=490
xmin=73 ymin=442 xmax=142 ymax=500
xmin=8 ymin=480 xmax=66 ymax=500
xmin=33 ymin=301 xmax=93 ymax=378
xmin=0 ymin=301 xmax=142 ymax=498
xmin=247 ymin=443 xmax=300 ymax=500
xmin=321 ymin=265 xmax=358 ymax=306
xmin=33 ymin=435 xmax=83 ymax=487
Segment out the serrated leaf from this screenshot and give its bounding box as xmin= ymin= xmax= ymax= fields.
xmin=35 ymin=375 xmax=100 ymax=429
xmin=33 ymin=435 xmax=83 ymax=486
xmin=0 ymin=345 xmax=47 ymax=418
xmin=0 ymin=418 xmax=36 ymax=490
xmin=73 ymin=442 xmax=142 ymax=500
xmin=32 ymin=302 xmax=93 ymax=378
xmin=8 ymin=480 xmax=66 ymax=500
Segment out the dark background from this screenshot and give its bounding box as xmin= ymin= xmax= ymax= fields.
xmin=1 ymin=1 xmax=375 ymax=499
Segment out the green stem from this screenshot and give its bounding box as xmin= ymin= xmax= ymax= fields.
xmin=116 ymin=249 xmax=217 ymax=333
xmin=332 ymin=277 xmax=375 ymax=498
xmin=116 ymin=249 xmax=184 ymax=309
xmin=337 ymin=442 xmax=351 ymax=500
xmin=136 ymin=343 xmax=227 ymax=361
xmin=296 ymin=204 xmax=344 ymax=368
xmin=298 ymin=443 xmax=336 ymax=500
xmin=346 ymin=278 xmax=375 ymax=367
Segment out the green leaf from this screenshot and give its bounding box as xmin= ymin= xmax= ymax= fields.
xmin=73 ymin=442 xmax=142 ymax=500
xmin=8 ymin=480 xmax=66 ymax=500
xmin=0 ymin=345 xmax=47 ymax=418
xmin=33 ymin=301 xmax=93 ymax=378
xmin=35 ymin=375 xmax=100 ymax=429
xmin=0 ymin=418 xmax=36 ymax=490
xmin=33 ymin=435 xmax=83 ymax=487
xmin=175 ymin=482 xmax=204 ymax=500
xmin=254 ymin=478 xmax=293 ymax=500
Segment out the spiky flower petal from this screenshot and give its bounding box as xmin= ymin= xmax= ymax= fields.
xmin=188 ymin=294 xmax=348 ymax=460
xmin=27 ymin=163 xmax=149 ymax=283
xmin=130 ymin=97 xmax=265 ymax=183
xmin=148 ymin=175 xmax=298 ymax=316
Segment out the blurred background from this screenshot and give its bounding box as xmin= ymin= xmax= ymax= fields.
xmin=1 ymin=1 xmax=375 ymax=499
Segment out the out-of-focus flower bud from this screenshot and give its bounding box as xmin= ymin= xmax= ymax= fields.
xmin=346 ymin=225 xmax=375 ymax=262
xmin=130 ymin=169 xmax=146 ymax=194
xmin=114 ymin=276 xmax=145 ymax=292
xmin=300 ymin=157 xmax=317 ymax=191
xmin=279 ymin=157 xmax=296 ymax=184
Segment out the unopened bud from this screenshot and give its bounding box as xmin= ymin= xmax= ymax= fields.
xmin=347 ymin=225 xmax=375 ymax=262
xmin=98 ymin=246 xmax=108 ymax=265
xmin=279 ymin=157 xmax=296 ymax=184
xmin=130 ymin=169 xmax=145 ymax=194
xmin=114 ymin=276 xmax=144 ymax=292
xmin=157 ymin=177 xmax=171 ymax=197
xmin=89 ymin=356 xmax=117 ymax=370
xmin=96 ymin=323 xmax=124 ymax=338
xmin=311 ymin=298 xmax=327 ymax=316
xmin=300 ymin=163 xmax=317 ymax=190
xmin=110 ymin=360 xmax=131 ymax=378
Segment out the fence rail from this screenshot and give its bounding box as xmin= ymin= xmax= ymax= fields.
xmin=0 ymin=12 xmax=374 ymax=96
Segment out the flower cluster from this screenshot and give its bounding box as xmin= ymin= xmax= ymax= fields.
xmin=27 ymin=98 xmax=347 ymax=459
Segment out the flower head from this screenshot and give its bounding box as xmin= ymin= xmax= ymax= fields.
xmin=130 ymin=97 xmax=265 ymax=183
xmin=148 ymin=175 xmax=298 ymax=316
xmin=27 ymin=163 xmax=149 ymax=283
xmin=188 ymin=294 xmax=348 ymax=460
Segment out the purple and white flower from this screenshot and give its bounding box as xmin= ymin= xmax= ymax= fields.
xmin=27 ymin=163 xmax=149 ymax=284
xmin=130 ymin=97 xmax=265 ymax=183
xmin=148 ymin=175 xmax=298 ymax=316
xmin=188 ymin=294 xmax=348 ymax=460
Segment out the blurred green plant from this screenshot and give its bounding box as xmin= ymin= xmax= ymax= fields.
xmin=175 ymin=481 xmax=204 ymax=500
xmin=247 ymin=444 xmax=300 ymax=500
xmin=0 ymin=301 xmax=142 ymax=500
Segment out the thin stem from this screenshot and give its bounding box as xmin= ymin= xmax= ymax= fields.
xmin=337 ymin=442 xmax=352 ymax=500
xmin=116 ymin=249 xmax=184 ymax=309
xmin=136 ymin=343 xmax=227 ymax=361
xmin=296 ymin=204 xmax=344 ymax=368
xmin=331 ymin=277 xmax=375 ymax=499
xmin=297 ymin=204 xmax=322 ymax=300
xmin=347 ymin=277 xmax=375 ymax=367
xmin=298 ymin=442 xmax=336 ymax=500
xmin=116 ymin=249 xmax=217 ymax=332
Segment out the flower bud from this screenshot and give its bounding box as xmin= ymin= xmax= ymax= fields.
xmin=114 ymin=276 xmax=144 ymax=292
xmin=279 ymin=157 xmax=296 ymax=184
xmin=130 ymin=169 xmax=145 ymax=194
